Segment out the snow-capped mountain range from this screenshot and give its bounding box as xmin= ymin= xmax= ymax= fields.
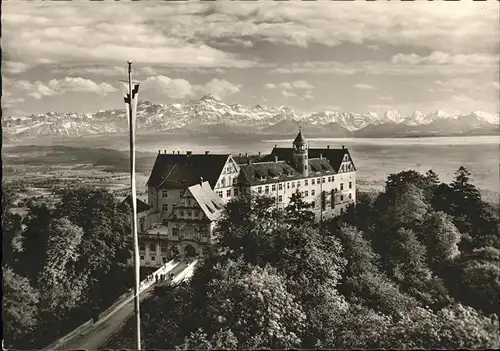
xmin=3 ymin=94 xmax=499 ymax=140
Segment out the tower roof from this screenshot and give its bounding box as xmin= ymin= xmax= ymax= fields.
xmin=293 ymin=130 xmax=307 ymax=145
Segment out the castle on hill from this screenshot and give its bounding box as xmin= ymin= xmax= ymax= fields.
xmin=129 ymin=130 xmax=357 ymax=267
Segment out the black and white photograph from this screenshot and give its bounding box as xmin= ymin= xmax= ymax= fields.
xmin=2 ymin=0 xmax=499 ymax=350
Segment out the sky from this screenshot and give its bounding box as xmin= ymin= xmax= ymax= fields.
xmin=2 ymin=0 xmax=499 ymax=117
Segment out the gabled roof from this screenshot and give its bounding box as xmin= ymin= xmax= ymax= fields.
xmin=232 ymin=154 xmax=262 ymax=165
xmin=186 ymin=181 xmax=225 ymax=221
xmin=239 ymin=161 xmax=303 ymax=186
xmin=260 ymin=147 xmax=356 ymax=173
xmin=120 ymin=195 xmax=151 ymax=213
xmin=308 ymin=158 xmax=335 ymax=174
xmin=147 ymin=153 xmax=230 ymax=189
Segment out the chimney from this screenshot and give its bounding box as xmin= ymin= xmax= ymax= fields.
xmin=342 ymin=145 xmax=345 ymax=149
xmin=258 ymin=151 xmax=261 ymax=157
xmin=164 ymin=150 xmax=166 ymax=154
xmin=327 ymin=145 xmax=330 ymax=149
xmin=274 ymin=144 xmax=277 ymax=148
xmin=239 ymin=153 xmax=242 ymax=157
xmin=172 ymin=150 xmax=175 ymax=154
xmin=274 ymin=156 xmax=278 ymax=163
xmin=245 ymin=152 xmax=248 ymax=157
xmin=177 ymin=151 xmax=180 ymax=155
xmin=187 ymin=151 xmax=192 ymax=156
xmin=205 ymin=151 xmax=209 ymax=155
xmin=158 ymin=150 xmax=160 ymax=154
xmin=319 ymin=153 xmax=323 ymax=160
xmin=200 ymin=176 xmax=204 ymax=185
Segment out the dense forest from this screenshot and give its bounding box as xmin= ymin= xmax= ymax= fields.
xmin=105 ymin=166 xmax=500 ymax=349
xmin=2 ymin=188 xmax=134 ymax=349
xmin=3 ymin=166 xmax=499 ymax=349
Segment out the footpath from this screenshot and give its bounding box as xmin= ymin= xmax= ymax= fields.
xmin=45 ymin=260 xmax=197 ymax=351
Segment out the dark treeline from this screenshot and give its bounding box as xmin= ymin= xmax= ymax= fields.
xmin=2 ymin=187 xmax=134 ymax=349
xmin=106 ymin=166 xmax=499 ymax=350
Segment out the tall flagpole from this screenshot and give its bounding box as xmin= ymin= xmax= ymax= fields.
xmin=127 ymin=60 xmax=141 ymax=350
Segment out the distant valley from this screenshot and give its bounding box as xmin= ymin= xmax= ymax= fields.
xmin=3 ymin=95 xmax=499 ymax=141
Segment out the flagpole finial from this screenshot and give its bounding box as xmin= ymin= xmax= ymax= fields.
xmin=127 ymin=61 xmax=132 ymax=73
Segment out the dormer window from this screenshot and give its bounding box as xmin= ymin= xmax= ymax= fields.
xmin=162 ymin=190 xmax=168 ymax=198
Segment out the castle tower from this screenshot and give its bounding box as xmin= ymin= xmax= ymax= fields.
xmin=292 ymin=128 xmax=308 ymax=176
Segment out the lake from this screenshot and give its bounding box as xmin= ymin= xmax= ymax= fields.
xmin=7 ymin=134 xmax=499 ymax=202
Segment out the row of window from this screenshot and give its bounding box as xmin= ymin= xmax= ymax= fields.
xmin=219 ymin=176 xmax=238 ymax=188
xmin=256 ymin=181 xmax=353 ymax=194
xmin=216 ymin=188 xmax=239 ymax=198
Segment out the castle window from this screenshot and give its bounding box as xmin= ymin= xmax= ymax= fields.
xmin=162 ymin=190 xmax=168 ymax=198
xmin=140 ymin=255 xmax=144 ymax=261
xmin=292 ymin=182 xmax=295 ymax=188
xmin=150 ymin=243 xmax=156 ymax=251
xmin=233 ymin=177 xmax=238 ymax=185
xmin=305 ymin=179 xmax=308 ymax=186
xmin=312 ymin=189 xmax=316 ymax=196
xmin=297 ymin=180 xmax=301 ymax=187
xmin=311 ymin=201 xmax=316 ymax=208
xmin=278 ymin=195 xmax=283 ymax=202
xmin=279 ymin=183 xmax=283 ymax=190
xmin=349 ymin=193 xmax=352 ymax=199
xmin=151 ymin=256 xmax=156 ymax=262
xmin=341 ymin=183 xmax=344 ymax=191
xmin=341 ymin=195 xmax=344 ymax=201
xmin=217 ymin=191 xmax=223 ymax=197
xmin=161 ymin=246 xmax=167 ymax=252
xmin=349 ymin=181 xmax=352 ymax=189
xmin=317 ymin=178 xmax=321 ymax=184
xmin=287 ymin=183 xmax=290 ymax=189
xmin=332 ymin=176 xmax=335 ymax=182
xmin=312 ymin=179 xmax=315 ymax=185
xmin=180 ymin=210 xmax=184 ymax=217
xmin=234 ymin=188 xmax=239 ymax=196
xmin=226 ymin=189 xmax=231 ymax=197
xmin=322 ymin=177 xmax=326 ymax=183
xmin=139 ymin=244 xmax=145 ymax=251
xmin=187 ymin=211 xmax=192 ymax=217
xmin=221 ymin=178 xmax=226 ymax=187
xmin=172 ymin=228 xmax=179 ymax=236
xmin=162 ymin=204 xmax=168 ymax=212
xmin=265 ymin=186 xmax=269 ymax=194
xmin=258 ymin=187 xmax=262 ymax=194
xmin=328 ymin=176 xmax=331 ymax=182
xmin=305 ymin=191 xmax=309 ymax=197
xmin=271 ymin=184 xmax=276 ymax=191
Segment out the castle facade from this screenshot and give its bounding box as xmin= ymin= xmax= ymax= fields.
xmin=134 ymin=131 xmax=356 ymax=267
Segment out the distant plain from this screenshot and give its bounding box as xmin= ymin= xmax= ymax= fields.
xmin=3 ymin=133 xmax=499 ymax=204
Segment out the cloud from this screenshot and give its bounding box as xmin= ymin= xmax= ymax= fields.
xmin=196 ymin=78 xmax=241 ymax=100
xmin=265 ymin=80 xmax=315 ymax=90
xmin=433 ymin=78 xmax=499 ymax=92
xmin=379 ymin=95 xmax=394 ymax=101
xmin=142 ymin=76 xmax=241 ymax=100
xmin=3 ymin=61 xmax=31 ymax=75
xmin=391 ymin=52 xmax=499 ymax=66
xmin=282 ymin=90 xmax=296 ymax=98
xmin=13 ymin=77 xmax=117 ymax=99
xmin=271 ymin=59 xmax=497 ymax=76
xmin=353 ymin=83 xmax=376 ymax=90
xmin=142 ymin=76 xmax=195 ymax=100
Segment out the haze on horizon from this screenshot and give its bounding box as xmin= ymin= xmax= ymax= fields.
xmin=3 ymin=1 xmax=499 ymax=117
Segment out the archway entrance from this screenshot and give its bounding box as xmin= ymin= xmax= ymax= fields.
xmin=184 ymin=245 xmax=196 ymax=258
xmin=170 ymin=246 xmax=180 ymax=260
